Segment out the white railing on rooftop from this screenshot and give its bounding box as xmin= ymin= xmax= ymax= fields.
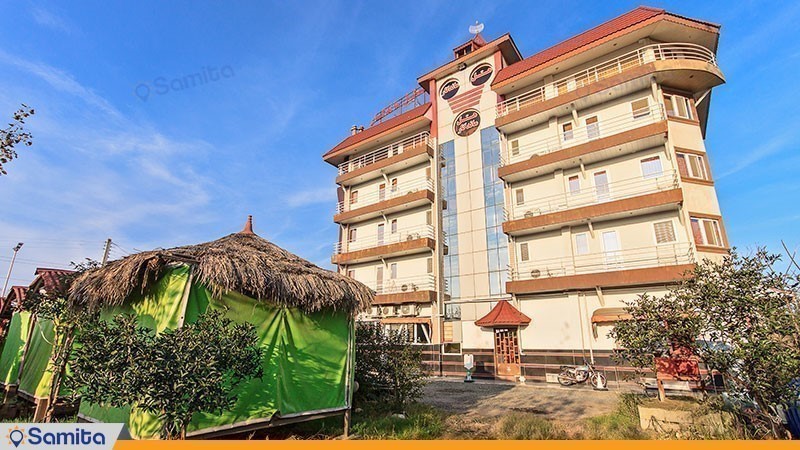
xmin=502 ymin=103 xmax=665 ymax=166
xmin=337 ymin=132 xmax=432 ymax=176
xmin=506 ymin=170 xmax=678 ymax=220
xmin=496 ymin=43 xmax=718 ymax=118
xmin=362 ymin=274 xmax=437 ymax=296
xmin=336 ymin=178 xmax=434 ymax=214
xmin=511 ymin=242 xmax=694 ymax=281
xmin=334 ymin=224 xmax=435 ymax=255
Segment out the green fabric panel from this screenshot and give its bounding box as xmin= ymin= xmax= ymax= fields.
xmin=79 ymin=274 xmax=352 ymax=439
xmin=78 ymin=266 xmax=191 ymax=433
xmin=17 ymin=318 xmax=55 ymax=398
xmin=0 ymin=311 xmax=32 ymax=386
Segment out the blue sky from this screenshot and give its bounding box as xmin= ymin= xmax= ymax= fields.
xmin=1 ymin=1 xmax=799 ymax=286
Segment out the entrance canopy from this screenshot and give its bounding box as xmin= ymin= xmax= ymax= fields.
xmin=475 ymin=300 xmax=531 ymax=327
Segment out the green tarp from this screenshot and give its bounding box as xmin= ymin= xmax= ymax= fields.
xmin=0 ymin=311 xmax=32 ymax=386
xmin=79 ymin=266 xmax=354 ymax=439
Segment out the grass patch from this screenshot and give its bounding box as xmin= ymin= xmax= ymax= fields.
xmin=351 ymin=403 xmax=446 ymax=439
xmin=580 ymin=394 xmax=650 ymax=439
xmin=494 ymin=413 xmax=569 ymax=440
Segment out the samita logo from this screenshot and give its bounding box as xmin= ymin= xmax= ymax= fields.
xmin=454 ymin=109 xmax=481 ymax=137
xmin=440 ymin=78 xmax=460 ymax=100
xmin=5 ymin=425 xmax=109 ymax=448
xmin=470 ymin=63 xmax=493 ymax=86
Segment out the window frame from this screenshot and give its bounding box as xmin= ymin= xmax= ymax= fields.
xmin=690 ymin=216 xmax=725 ymax=247
xmin=631 ymin=98 xmax=650 ymax=119
xmin=652 ymin=220 xmax=677 ymax=245
xmin=676 ymin=151 xmax=709 ymax=181
xmin=640 ymin=155 xmax=663 ymax=179
xmin=574 ymin=232 xmax=590 ymax=255
xmin=561 ymin=121 xmax=574 ymax=141
xmin=519 ymin=242 xmax=530 ymax=262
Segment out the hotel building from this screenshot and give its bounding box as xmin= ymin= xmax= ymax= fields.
xmin=322 ymin=6 xmax=728 ymax=381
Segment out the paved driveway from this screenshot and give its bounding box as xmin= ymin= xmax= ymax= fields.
xmin=422 ymin=378 xmax=623 ymax=423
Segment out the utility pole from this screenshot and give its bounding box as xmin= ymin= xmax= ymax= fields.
xmin=1 ymin=242 xmax=24 ymax=298
xmin=101 ymin=238 xmax=112 ymax=266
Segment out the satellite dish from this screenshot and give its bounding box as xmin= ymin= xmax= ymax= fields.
xmin=469 ymin=21 xmax=484 ymax=36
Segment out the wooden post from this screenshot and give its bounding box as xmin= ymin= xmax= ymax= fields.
xmin=657 ymin=379 xmax=666 ymax=402
xmin=343 ymin=409 xmax=351 ymax=438
xmin=33 ymin=397 xmax=50 ymax=422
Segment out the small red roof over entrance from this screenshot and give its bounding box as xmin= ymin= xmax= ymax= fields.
xmin=475 ymin=300 xmax=531 ymax=327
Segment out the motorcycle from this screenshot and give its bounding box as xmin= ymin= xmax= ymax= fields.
xmin=557 ymin=360 xmax=607 ymax=389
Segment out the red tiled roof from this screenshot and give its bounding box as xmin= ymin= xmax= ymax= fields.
xmin=475 ymin=300 xmax=531 ymax=327
xmin=323 ymin=103 xmax=430 ymax=160
xmin=6 ymin=286 xmax=28 ymax=302
xmin=33 ymin=267 xmax=75 ymax=293
xmin=493 ymin=6 xmax=719 ymax=87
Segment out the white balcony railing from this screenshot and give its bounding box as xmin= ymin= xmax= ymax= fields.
xmin=512 ymin=242 xmax=694 ymax=281
xmin=334 ymin=224 xmax=435 ymax=255
xmin=506 ymin=170 xmax=678 ymax=220
xmin=362 ymin=274 xmax=437 ymax=296
xmin=336 ymin=177 xmax=434 ymax=214
xmin=502 ymin=103 xmax=665 ymax=166
xmin=496 ymin=43 xmax=718 ymax=118
xmin=337 ymin=132 xmax=432 ymax=176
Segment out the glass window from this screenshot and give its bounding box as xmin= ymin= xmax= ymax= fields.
xmin=677 ymin=153 xmax=708 ymax=180
xmin=515 ymin=189 xmax=525 ymax=205
xmin=391 ymin=219 xmax=398 ymax=233
xmin=691 ymin=217 xmax=724 ymax=247
xmin=519 ymin=243 xmax=530 ymax=261
xmin=585 ymin=116 xmax=599 ymax=140
xmin=653 ymin=221 xmax=676 ymax=244
xmin=562 ymin=122 xmax=574 ymax=141
xmin=390 ymin=263 xmax=398 ymax=279
xmin=349 ymin=190 xmax=358 ymax=204
xmin=510 ymin=139 xmax=520 ymax=156
xmin=348 ymin=228 xmax=357 ymax=242
xmin=641 ymin=156 xmax=663 ymax=179
xmin=575 ymin=233 xmax=589 ymax=255
xmin=568 ymin=175 xmax=581 ymax=195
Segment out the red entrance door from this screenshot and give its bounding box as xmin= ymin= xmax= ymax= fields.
xmin=494 ymin=327 xmax=521 ymax=379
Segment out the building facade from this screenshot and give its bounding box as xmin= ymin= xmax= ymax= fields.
xmin=322 ymin=6 xmax=728 ymax=382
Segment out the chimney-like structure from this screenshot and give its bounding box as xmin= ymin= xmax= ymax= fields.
xmin=240 ymin=215 xmax=255 ymax=235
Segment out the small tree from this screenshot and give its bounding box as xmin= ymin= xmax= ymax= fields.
xmin=21 ymin=259 xmax=100 ymax=421
xmin=611 ymin=249 xmax=800 ymax=438
xmin=355 ymin=322 xmax=425 ymax=411
xmin=70 ymin=310 xmax=263 ymax=439
xmin=0 ymin=105 xmax=35 ymax=175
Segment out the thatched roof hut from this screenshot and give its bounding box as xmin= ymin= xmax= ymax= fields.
xmin=66 ymin=217 xmax=373 ymax=439
xmin=70 ymin=216 xmax=373 ymax=315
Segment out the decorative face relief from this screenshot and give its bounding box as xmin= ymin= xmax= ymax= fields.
xmin=454 ymin=109 xmax=481 ymax=137
xmin=470 ymin=63 xmax=493 ymax=86
xmin=440 ymin=78 xmax=460 ymax=100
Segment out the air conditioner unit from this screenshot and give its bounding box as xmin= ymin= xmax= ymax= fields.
xmin=401 ymin=284 xmax=409 ymax=292
xmin=530 ymin=269 xmax=541 ymax=279
xmin=373 ymin=306 xmax=383 ymax=317
xmin=400 ymin=304 xmax=419 ymax=316
xmin=524 ymin=210 xmax=535 ymax=218
xmin=381 ymin=306 xmax=395 ymax=316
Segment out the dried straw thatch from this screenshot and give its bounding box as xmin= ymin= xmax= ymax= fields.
xmin=69 ymin=217 xmax=373 ymax=314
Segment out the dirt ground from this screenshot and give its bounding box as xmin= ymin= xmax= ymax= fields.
xmin=421 ymin=378 xmax=626 ymax=438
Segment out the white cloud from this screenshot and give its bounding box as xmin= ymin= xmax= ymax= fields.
xmin=31 ymin=7 xmax=74 ymax=34
xmin=286 ymin=187 xmax=335 ymax=208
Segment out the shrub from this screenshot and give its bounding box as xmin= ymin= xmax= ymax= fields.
xmin=355 ymin=322 xmax=426 ymax=411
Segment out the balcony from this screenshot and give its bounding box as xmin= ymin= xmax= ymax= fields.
xmin=332 ymin=224 xmax=435 ymax=265
xmin=336 ymin=132 xmax=434 ymax=186
xmin=507 ymin=243 xmax=695 ymax=294
xmin=334 ymin=178 xmax=435 ymax=224
xmin=504 ymin=170 xmax=681 ymax=235
xmin=499 ymin=104 xmax=668 ymax=181
xmin=363 ymin=274 xmax=439 ymax=305
xmin=495 ymin=43 xmax=723 ymax=131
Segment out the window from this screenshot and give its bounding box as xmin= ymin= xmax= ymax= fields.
xmin=510 ymin=139 xmax=520 ymax=156
xmin=691 ymin=217 xmax=724 ymax=247
xmin=677 ymin=152 xmax=708 ymax=180
xmin=585 ymin=116 xmax=600 ymax=139
xmin=376 ymin=266 xmax=383 ymax=291
xmin=348 ymin=228 xmax=357 ymax=242
xmin=425 ymin=167 xmax=431 ymax=179
xmin=349 ymin=190 xmax=358 ymax=205
xmin=426 ymin=210 xmax=432 ymax=225
xmin=515 ymin=189 xmax=525 ymax=206
xmin=443 ymin=342 xmax=462 ymax=354
xmin=519 ymin=242 xmax=530 ymax=262
xmin=575 ymin=233 xmax=589 ymax=255
xmin=391 ymin=178 xmax=398 ymax=192
xmin=378 ymin=183 xmax=386 ymax=201
xmin=444 ymin=303 xmax=461 ymax=320
xmin=390 ymin=263 xmax=398 ymax=279
xmin=631 ymin=98 xmax=650 ymax=119
xmin=653 ymin=221 xmax=677 ymax=244
xmin=640 ymin=156 xmax=663 ymax=179
xmin=427 ymin=258 xmax=433 ymax=274
xmin=391 ymin=219 xmax=398 ymax=234
xmin=562 ymin=122 xmax=574 ymax=141
xmin=664 ymin=94 xmax=694 ymax=120
xmin=568 ymin=175 xmax=581 ymax=195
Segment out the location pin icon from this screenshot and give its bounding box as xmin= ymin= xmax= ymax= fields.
xmin=9 ymin=429 xmax=23 ymax=447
